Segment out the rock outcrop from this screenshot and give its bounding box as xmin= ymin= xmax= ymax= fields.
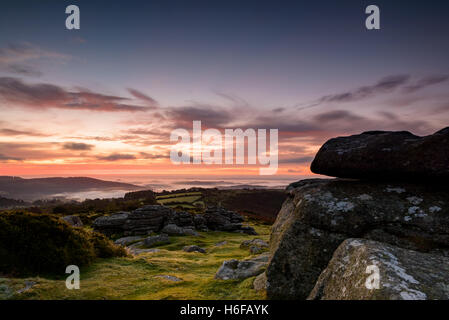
xmin=265 ymin=178 xmax=449 ymax=299
xmin=308 ymin=239 xmax=449 ymax=300
xmin=93 ymin=205 xmax=256 ymax=236
xmin=311 ymin=127 xmax=449 ymax=181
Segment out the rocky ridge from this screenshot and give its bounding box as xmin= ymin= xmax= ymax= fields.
xmin=92 ymin=205 xmax=257 ymax=236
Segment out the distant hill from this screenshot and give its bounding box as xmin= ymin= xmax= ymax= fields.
xmin=0 ymin=176 xmax=141 ymax=201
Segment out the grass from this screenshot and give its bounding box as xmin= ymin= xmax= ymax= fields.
xmin=1 ymin=223 xmax=270 ymax=300
xmin=157 ymin=195 xmax=202 ymax=205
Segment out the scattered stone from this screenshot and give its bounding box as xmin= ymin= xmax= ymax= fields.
xmin=215 ymin=254 xmax=268 ymax=280
xmin=253 ymin=272 xmax=267 ymax=291
xmin=215 ymin=241 xmax=228 ymax=247
xmin=16 ymin=281 xmax=36 ymax=294
xmin=249 ymin=246 xmax=261 ymax=254
xmin=62 ymin=215 xmax=83 ymax=227
xmin=183 ymin=245 xmax=206 ymax=253
xmin=143 ymin=234 xmax=170 ymax=248
xmin=114 ymin=236 xmax=144 ymax=246
xmin=240 ymin=239 xmax=268 ymax=249
xmin=155 ymin=275 xmax=182 ymax=282
xmin=310 ymin=127 xmax=449 ymax=181
xmin=130 ymin=248 xmax=160 ymax=255
xmin=266 ymin=179 xmax=449 ymax=299
xmin=308 ymin=239 xmax=449 ymax=300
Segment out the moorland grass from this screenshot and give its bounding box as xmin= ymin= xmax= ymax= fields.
xmin=3 ymin=223 xmax=270 ymax=300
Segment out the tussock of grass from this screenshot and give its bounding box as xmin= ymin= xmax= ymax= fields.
xmin=5 ymin=223 xmax=270 ymax=300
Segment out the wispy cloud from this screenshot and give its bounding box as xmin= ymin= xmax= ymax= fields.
xmin=127 ymin=88 xmax=158 ymax=107
xmin=0 ymin=77 xmax=154 ymax=112
xmin=0 ymin=153 xmax=22 ymax=161
xmin=298 ymin=75 xmax=411 ymax=110
xmin=403 ymin=75 xmax=449 ymax=93
xmin=96 ymin=153 xmax=137 ymax=161
xmin=0 ymin=128 xmax=48 ymax=137
xmin=0 ymin=42 xmax=69 ymax=77
xmin=62 ymin=142 xmax=94 ymax=151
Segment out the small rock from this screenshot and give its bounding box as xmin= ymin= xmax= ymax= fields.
xmin=130 ymin=248 xmax=160 ymax=255
xmin=215 ymin=255 xmax=267 ymax=280
xmin=250 ymin=246 xmax=262 ymax=254
xmin=183 ymin=245 xmax=206 ymax=253
xmin=62 ymin=215 xmax=83 ymax=227
xmin=241 ymin=239 xmax=268 ymax=249
xmin=215 ymin=241 xmax=228 ymax=247
xmin=155 ymin=275 xmax=182 ymax=282
xmin=17 ymin=281 xmax=36 ymax=294
xmin=253 ymin=272 xmax=267 ymax=291
xmin=114 ymin=236 xmax=144 ymax=246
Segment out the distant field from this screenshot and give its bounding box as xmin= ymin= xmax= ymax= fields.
xmin=2 ymin=223 xmax=270 ymax=300
xmin=156 ymin=192 xmax=204 ymax=209
xmin=156 ymin=192 xmax=202 ymax=199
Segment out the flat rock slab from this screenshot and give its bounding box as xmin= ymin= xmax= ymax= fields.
xmin=155 ymin=275 xmax=182 ymax=282
xmin=311 ymin=127 xmax=449 ymax=181
xmin=114 ymin=236 xmax=144 ymax=246
xmin=143 ymin=234 xmax=170 ymax=248
xmin=309 ymin=239 xmax=449 ymax=300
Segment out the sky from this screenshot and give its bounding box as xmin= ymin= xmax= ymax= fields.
xmin=0 ymin=0 xmax=448 ymax=181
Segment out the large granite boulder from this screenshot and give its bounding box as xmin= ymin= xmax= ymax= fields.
xmin=310 ymin=127 xmax=449 ymax=181
xmin=265 ymin=179 xmax=449 ymax=299
xmin=308 ymin=239 xmax=449 ymax=300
